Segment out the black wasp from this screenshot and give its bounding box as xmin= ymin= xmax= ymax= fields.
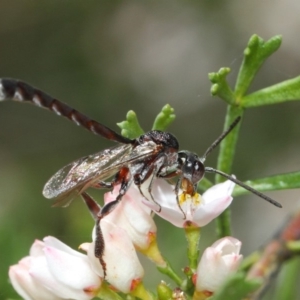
xmin=0 ymin=78 xmax=282 ymax=275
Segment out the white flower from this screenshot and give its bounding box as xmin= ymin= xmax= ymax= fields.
xmin=81 ymin=220 xmax=144 ymax=293
xmin=9 ymin=256 xmax=61 ymax=300
xmin=104 ymin=184 xmax=157 ymax=250
xmin=9 ymin=237 xmax=102 ymax=300
xmin=195 ymin=237 xmax=243 ymax=293
xmin=142 ymin=178 xmax=235 ymax=227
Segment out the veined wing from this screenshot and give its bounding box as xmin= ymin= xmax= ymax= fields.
xmin=43 ymin=141 xmax=158 ymax=206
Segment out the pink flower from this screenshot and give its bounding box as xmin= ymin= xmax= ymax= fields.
xmin=81 ymin=219 xmax=144 ymax=293
xmin=194 ymin=237 xmax=243 ymax=294
xmin=142 ymin=178 xmax=235 ymax=227
xmin=9 ymin=237 xmax=102 ymax=300
xmin=104 ymin=184 xmax=157 ymax=250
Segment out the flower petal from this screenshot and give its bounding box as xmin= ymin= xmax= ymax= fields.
xmin=43 ymin=246 xmax=101 ymax=299
xmin=103 ymin=221 xmax=144 ymax=293
xmin=202 ymin=180 xmax=235 ymax=204
xmin=105 ymin=185 xmax=157 ymax=249
xmin=86 ymin=220 xmax=144 ymax=293
xmin=9 ymin=257 xmax=61 ymax=300
xmin=43 ymin=236 xmax=87 ymax=259
xmin=144 ymin=179 xmax=235 ymax=228
xmin=192 ymin=195 xmax=233 ymax=227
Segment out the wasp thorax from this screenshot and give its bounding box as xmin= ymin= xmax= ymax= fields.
xmin=177 ymin=150 xmax=205 ymax=184
xmin=138 ymin=131 xmax=179 ymax=151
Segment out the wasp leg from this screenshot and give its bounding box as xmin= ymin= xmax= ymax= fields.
xmin=99 ymin=167 xmax=132 ymax=217
xmin=81 ymin=192 xmax=101 ymax=219
xmin=94 ymin=218 xmax=106 ymax=277
xmin=158 ymin=170 xmax=186 ymax=219
xmin=80 ymin=192 xmax=107 ymax=276
xmin=87 ymin=167 xmax=132 ymax=277
xmin=92 ymin=181 xmax=113 ymax=189
xmin=134 ymin=156 xmax=167 ymax=212
xmin=157 ymin=169 xmax=180 ymax=179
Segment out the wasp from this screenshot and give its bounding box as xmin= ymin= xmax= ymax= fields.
xmin=0 ymin=78 xmax=281 ymax=275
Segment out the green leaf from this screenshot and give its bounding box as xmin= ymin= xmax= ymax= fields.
xmin=212 ymin=272 xmax=261 ymax=300
xmin=275 ymin=257 xmax=300 ymax=300
xmin=241 ymin=75 xmax=300 ymax=107
xmin=152 ymin=104 xmax=176 ymax=131
xmin=117 ymin=110 xmax=144 ymax=139
xmin=232 ymin=171 xmax=300 ymax=197
xmin=208 ymin=67 xmax=235 ymax=104
xmin=235 ymin=34 xmax=282 ymax=99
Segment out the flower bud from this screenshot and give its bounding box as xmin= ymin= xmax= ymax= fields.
xmin=194 ymin=237 xmax=243 ymax=295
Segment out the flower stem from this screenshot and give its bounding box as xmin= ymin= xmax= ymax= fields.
xmin=157 ymin=261 xmax=183 ymax=286
xmin=215 ymin=105 xmax=244 ymax=238
xmin=185 ymin=224 xmax=201 ymax=270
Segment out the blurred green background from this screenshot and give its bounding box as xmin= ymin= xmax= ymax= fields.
xmin=1 ymin=1 xmax=300 ymax=299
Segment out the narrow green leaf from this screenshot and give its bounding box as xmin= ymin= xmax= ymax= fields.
xmin=274 ymin=257 xmax=300 ymax=300
xmin=117 ymin=110 xmax=144 ymax=139
xmin=232 ymin=171 xmax=300 ymax=197
xmin=212 ymin=273 xmax=261 ymax=300
xmin=241 ymin=75 xmax=300 ymax=107
xmin=152 ymin=104 xmax=176 ymax=131
xmin=235 ymin=34 xmax=282 ymax=99
xmin=286 ymin=241 xmax=300 ymax=253
xmin=208 ymin=68 xmax=235 ymax=104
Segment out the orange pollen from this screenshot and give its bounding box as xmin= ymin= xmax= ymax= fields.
xmin=147 ymin=231 xmax=156 ymax=243
xmin=83 ymin=285 xmax=98 ymax=295
xmin=203 ymin=290 xmax=213 ymax=297
xmin=130 ymin=278 xmax=142 ymax=291
xmin=192 ymin=273 xmax=197 ymax=285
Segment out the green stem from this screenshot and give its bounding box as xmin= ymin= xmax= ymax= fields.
xmin=185 ymin=225 xmax=201 ymax=270
xmin=215 ymin=105 xmax=244 ymax=238
xmin=157 ymin=261 xmax=183 ymax=286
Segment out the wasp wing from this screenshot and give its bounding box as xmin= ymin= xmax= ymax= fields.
xmin=43 ymin=142 xmax=158 ymax=207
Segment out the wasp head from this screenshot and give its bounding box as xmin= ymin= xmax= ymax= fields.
xmin=177 ymin=150 xmax=205 ymax=185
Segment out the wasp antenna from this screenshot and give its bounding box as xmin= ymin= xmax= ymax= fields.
xmin=201 ymin=116 xmax=241 ymax=162
xmin=205 ymin=167 xmax=282 ymax=208
xmin=0 ymin=78 xmax=134 ymax=144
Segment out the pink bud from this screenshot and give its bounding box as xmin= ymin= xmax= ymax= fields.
xmin=195 ymin=237 xmax=243 ymax=293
